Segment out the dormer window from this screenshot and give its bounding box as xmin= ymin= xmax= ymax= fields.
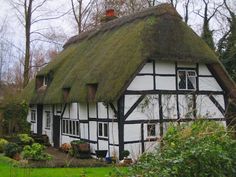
xmin=87 ymin=83 xmax=98 ymax=101
xmin=178 ymin=70 xmax=196 ymax=90
xmin=43 ymin=76 xmax=50 ymax=86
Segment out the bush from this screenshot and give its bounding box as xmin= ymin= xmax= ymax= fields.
xmin=59 ymin=143 xmax=71 ymax=153
xmin=127 ymin=120 xmax=236 ymax=177
xmin=4 ymin=143 xmax=21 ymax=158
xmin=22 ymin=143 xmax=52 ymax=161
xmin=17 ymin=134 xmax=34 ymax=146
xmin=0 ymin=138 xmax=9 ymax=153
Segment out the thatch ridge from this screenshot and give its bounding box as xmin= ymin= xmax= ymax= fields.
xmin=63 ymin=3 xmax=181 ymax=49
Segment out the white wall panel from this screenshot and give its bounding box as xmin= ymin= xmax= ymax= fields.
xmin=109 ymin=122 xmax=119 ymax=144
xmin=139 ymin=62 xmax=153 ymax=74
xmin=80 ymin=123 xmax=88 ymax=139
xmin=79 ymin=103 xmax=88 ymax=120
xmin=89 ymin=103 xmax=97 ymax=118
xmin=124 ymin=143 xmax=142 ymax=160
xmin=156 ymin=76 xmax=176 ymax=90
xmin=98 ymin=140 xmax=109 ymax=151
xmin=70 ymin=103 xmax=77 ymax=119
xmin=198 ymin=64 xmax=212 ymax=75
xmin=89 ymin=121 xmax=97 ymax=141
xmin=124 ymin=95 xmax=140 ymax=115
xmin=97 ymin=102 xmax=108 ymax=118
xmin=162 ymin=95 xmax=178 ymax=119
xmin=155 ymin=61 xmax=175 ymax=74
xmin=199 ymin=77 xmax=223 ymax=91
xmin=124 ymin=124 xmax=141 ymax=141
xmin=127 ymin=76 xmax=153 ymax=90
xmin=196 ymin=95 xmax=224 ymax=118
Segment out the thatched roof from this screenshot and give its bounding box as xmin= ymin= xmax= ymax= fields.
xmin=22 ymin=3 xmax=231 ymax=104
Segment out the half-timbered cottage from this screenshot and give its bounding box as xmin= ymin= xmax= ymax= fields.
xmin=22 ymin=4 xmax=236 ymax=160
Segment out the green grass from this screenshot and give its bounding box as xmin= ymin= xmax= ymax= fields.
xmin=0 ymin=154 xmax=125 ymax=177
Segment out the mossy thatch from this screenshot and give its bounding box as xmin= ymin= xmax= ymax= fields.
xmin=23 ymin=4 xmax=220 ymax=104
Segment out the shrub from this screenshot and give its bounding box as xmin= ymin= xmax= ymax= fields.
xmin=0 ymin=138 xmax=9 ymax=153
xmin=59 ymin=143 xmax=71 ymax=153
xmin=121 ymin=150 xmax=130 ymax=158
xmin=127 ymin=120 xmax=236 ymax=177
xmin=22 ymin=143 xmax=52 ymax=161
xmin=4 ymin=143 xmax=21 ymax=158
xmin=17 ymin=134 xmax=34 ymax=146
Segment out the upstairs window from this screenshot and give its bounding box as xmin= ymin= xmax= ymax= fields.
xmin=178 ymin=70 xmax=196 ymax=90
xmin=31 ymin=110 xmax=36 ymax=122
xmin=43 ymin=76 xmax=50 ymax=86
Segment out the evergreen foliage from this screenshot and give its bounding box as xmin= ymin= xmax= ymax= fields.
xmin=120 ymin=120 xmax=236 ymax=177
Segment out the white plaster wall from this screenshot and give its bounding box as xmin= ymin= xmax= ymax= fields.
xmin=80 ymin=123 xmax=88 ymax=139
xmin=109 ymin=146 xmax=119 ymax=159
xmin=156 ymin=76 xmax=176 ymax=90
xmin=198 ymin=64 xmax=212 ymax=75
xmin=124 ymin=143 xmax=142 ymax=160
xmin=145 ymin=141 xmax=159 ymax=153
xmin=97 ymin=102 xmax=108 ymax=118
xmin=90 ymin=143 xmax=97 ymax=155
xmin=70 ymin=103 xmax=78 ymax=119
xmin=89 ymin=121 xmax=97 ymax=141
xmin=98 ymin=140 xmax=109 ymax=151
xmin=124 ymin=124 xmax=141 ymax=141
xmin=213 ymin=95 xmax=225 ymax=108
xmin=139 ymin=62 xmax=153 ymax=74
xmin=125 ymin=95 xmax=159 ymax=121
xmin=199 ymin=77 xmax=223 ymax=91
xmin=127 ymin=76 xmax=153 ymax=90
xmin=108 ymin=104 xmax=116 ymax=119
xmin=63 ymin=104 xmax=70 ymax=118
xmin=79 ymin=103 xmax=88 ymax=120
xmin=178 ymin=94 xmax=195 ymax=119
xmin=89 ymin=103 xmax=97 ymax=118
xmin=162 ymin=95 xmax=178 ymax=119
xmin=109 ymin=122 xmax=119 ymax=145
xmin=196 ymin=95 xmax=224 ymax=118
xmin=155 ymin=61 xmax=175 ymax=74
xmin=124 ymin=95 xmax=140 ymax=115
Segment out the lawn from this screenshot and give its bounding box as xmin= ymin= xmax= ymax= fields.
xmin=0 ymin=154 xmax=126 ymax=177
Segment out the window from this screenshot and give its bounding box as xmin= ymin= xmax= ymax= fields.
xmin=178 ymin=70 xmax=196 ymax=90
xmin=62 ymin=119 xmax=80 ymax=137
xmin=45 ymin=112 xmax=51 ymax=129
xmin=43 ymin=76 xmax=50 ymax=86
xmin=147 ymin=124 xmax=156 ymax=137
xmin=98 ymin=123 xmax=108 ymax=138
xmin=31 ymin=110 xmax=36 ymax=122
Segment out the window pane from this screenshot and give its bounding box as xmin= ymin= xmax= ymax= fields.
xmin=104 ymin=124 xmax=108 ymax=137
xmin=147 ymin=124 xmax=156 ymax=136
xmin=69 ymin=121 xmax=72 ymax=134
xmin=76 ymin=121 xmax=80 ymax=136
xmin=62 ymin=120 xmax=65 ymax=133
xmin=178 ymin=71 xmax=186 ymax=89
xmin=99 ymin=123 xmax=103 ymax=136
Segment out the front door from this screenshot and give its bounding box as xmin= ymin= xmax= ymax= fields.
xmin=37 ymin=105 xmax=43 ymax=135
xmin=53 ymin=115 xmax=60 ymax=148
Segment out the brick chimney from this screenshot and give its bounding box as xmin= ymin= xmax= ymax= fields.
xmin=101 ymin=8 xmax=117 ymax=23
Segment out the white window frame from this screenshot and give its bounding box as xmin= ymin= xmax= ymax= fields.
xmin=147 ymin=123 xmax=156 ymax=137
xmin=62 ymin=119 xmax=80 ymax=137
xmin=31 ymin=110 xmax=36 ymax=123
xmin=98 ymin=122 xmax=108 ymax=138
xmin=45 ymin=111 xmax=51 ymax=129
xmin=177 ymin=70 xmax=197 ymax=91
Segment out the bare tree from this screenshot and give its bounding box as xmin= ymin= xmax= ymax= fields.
xmin=10 ymin=0 xmax=70 ymax=88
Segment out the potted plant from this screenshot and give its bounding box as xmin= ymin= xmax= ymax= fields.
xmin=121 ymin=150 xmax=132 ymax=165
